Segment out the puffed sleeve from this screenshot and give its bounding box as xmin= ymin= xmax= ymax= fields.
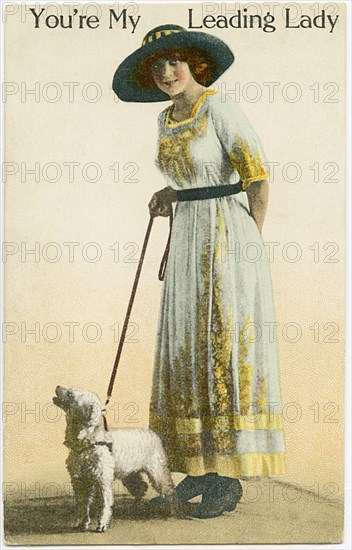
xmin=210 ymin=94 xmax=269 ymax=190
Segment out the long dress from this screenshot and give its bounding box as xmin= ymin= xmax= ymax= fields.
xmin=149 ymin=89 xmax=286 ymax=478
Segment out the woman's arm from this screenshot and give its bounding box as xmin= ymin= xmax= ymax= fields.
xmin=210 ymin=97 xmax=270 ymax=233
xmin=245 ymin=179 xmax=269 ymax=234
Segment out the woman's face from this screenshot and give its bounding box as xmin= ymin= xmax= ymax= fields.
xmin=151 ymin=57 xmax=196 ymax=98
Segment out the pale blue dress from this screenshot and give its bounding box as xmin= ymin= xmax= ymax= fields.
xmin=149 ymin=90 xmax=286 ymax=478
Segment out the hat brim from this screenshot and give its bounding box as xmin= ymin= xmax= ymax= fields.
xmin=112 ymin=31 xmax=235 ymax=103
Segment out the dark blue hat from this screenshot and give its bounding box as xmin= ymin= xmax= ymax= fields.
xmin=112 ymin=24 xmax=235 ymax=102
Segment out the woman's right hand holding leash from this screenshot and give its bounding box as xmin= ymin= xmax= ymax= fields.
xmin=149 ymin=186 xmax=177 ymax=217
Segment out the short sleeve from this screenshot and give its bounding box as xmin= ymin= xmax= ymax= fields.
xmin=210 ymin=95 xmax=269 ymax=190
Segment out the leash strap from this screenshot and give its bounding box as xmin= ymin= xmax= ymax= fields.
xmin=158 ymin=209 xmax=173 ymax=281
xmin=103 ymin=216 xmax=154 ymax=429
xmin=103 ymin=211 xmax=173 ymax=431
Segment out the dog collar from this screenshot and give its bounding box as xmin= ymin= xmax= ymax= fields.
xmin=94 ymin=441 xmax=113 ymax=453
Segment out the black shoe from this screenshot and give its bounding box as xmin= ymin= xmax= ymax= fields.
xmin=189 ymin=478 xmax=243 ymax=519
xmin=150 ymin=473 xmax=216 ymax=509
xmin=174 ymin=474 xmax=212 ymax=502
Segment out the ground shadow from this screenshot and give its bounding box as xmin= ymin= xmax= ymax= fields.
xmin=4 ymin=495 xmax=179 ymax=535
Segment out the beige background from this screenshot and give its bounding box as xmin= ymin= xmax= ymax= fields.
xmin=4 ymin=0 xmax=345 ymax=508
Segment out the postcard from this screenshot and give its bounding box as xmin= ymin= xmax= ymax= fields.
xmin=2 ymin=1 xmax=348 ymax=546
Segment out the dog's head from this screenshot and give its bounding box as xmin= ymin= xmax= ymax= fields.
xmin=53 ymin=386 xmax=107 ymax=448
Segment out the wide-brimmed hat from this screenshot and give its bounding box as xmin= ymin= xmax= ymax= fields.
xmin=112 ymin=24 xmax=234 ymax=102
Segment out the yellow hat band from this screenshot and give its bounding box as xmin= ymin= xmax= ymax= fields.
xmin=142 ymin=29 xmax=182 ymax=47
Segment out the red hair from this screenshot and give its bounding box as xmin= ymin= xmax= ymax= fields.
xmin=134 ymin=48 xmax=215 ymax=90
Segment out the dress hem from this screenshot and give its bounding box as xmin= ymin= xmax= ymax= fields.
xmin=167 ymin=452 xmax=286 ymax=478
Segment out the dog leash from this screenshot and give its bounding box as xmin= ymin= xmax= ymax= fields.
xmin=102 ymin=211 xmax=173 ymax=431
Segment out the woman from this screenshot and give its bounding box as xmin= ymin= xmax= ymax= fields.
xmin=113 ymin=24 xmax=286 ymax=519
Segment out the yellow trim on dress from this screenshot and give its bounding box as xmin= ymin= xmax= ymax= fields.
xmin=165 ymin=90 xmax=218 ymax=127
xmin=179 ymin=452 xmax=286 ymax=477
xmin=229 ymin=134 xmax=269 ymax=190
xmin=239 ymin=314 xmax=254 ymax=415
xmin=211 ymin=203 xmax=233 ymax=417
xmin=242 ymin=173 xmax=269 ymax=190
xmin=150 ymin=412 xmax=284 ymax=433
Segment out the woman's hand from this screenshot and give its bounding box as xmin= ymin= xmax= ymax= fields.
xmin=148 ymin=186 xmax=177 ymax=217
xmin=245 ymin=179 xmax=269 ymax=235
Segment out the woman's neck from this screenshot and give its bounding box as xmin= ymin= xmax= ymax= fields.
xmin=171 ymin=83 xmax=207 ymax=121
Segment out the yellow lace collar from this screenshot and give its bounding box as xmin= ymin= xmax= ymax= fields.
xmin=165 ymin=90 xmax=218 ymax=127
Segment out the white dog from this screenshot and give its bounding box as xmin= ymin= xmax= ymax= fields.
xmin=53 ymin=385 xmax=175 ymax=532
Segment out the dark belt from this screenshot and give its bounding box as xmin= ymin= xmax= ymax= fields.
xmin=176 ymin=181 xmax=243 ymax=201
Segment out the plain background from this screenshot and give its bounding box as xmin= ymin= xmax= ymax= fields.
xmin=3 ymin=0 xmax=346 ymax=509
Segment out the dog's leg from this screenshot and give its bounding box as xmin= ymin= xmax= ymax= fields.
xmin=72 ymin=481 xmax=93 ymax=531
xmin=78 ymin=493 xmax=94 ymax=531
xmin=147 ymin=461 xmax=176 ymax=514
xmin=95 ymin=482 xmax=114 ymax=533
xmin=122 ymin=472 xmax=148 ymax=504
